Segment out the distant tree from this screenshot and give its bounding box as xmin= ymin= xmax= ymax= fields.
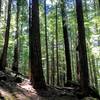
xmin=12 ymin=0 xmax=20 ymax=73
xmin=91 ymin=55 xmax=98 ymax=89
xmin=60 ymin=0 xmax=72 ymax=83
xmin=0 ymin=0 xmax=12 ymax=71
xmin=51 ymin=37 xmax=55 ymax=86
xmin=55 ymin=3 xmax=59 ymax=86
xmin=29 ymin=0 xmax=46 ymax=90
xmin=44 ymin=0 xmax=49 ymax=84
xmin=75 ymin=0 xmax=89 ymax=95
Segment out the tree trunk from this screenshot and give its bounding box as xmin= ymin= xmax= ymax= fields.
xmin=51 ymin=37 xmax=55 ymax=86
xmin=88 ymin=56 xmax=94 ymax=86
xmin=75 ymin=0 xmax=89 ymax=95
xmin=4 ymin=1 xmax=7 ymax=23
xmin=91 ymin=55 xmax=98 ymax=89
xmin=55 ymin=4 xmax=59 ymax=86
xmin=12 ymin=0 xmax=20 ymax=73
xmin=93 ymin=0 xmax=99 ymax=34
xmin=29 ymin=0 xmax=46 ymax=90
xmin=44 ymin=0 xmax=49 ymax=84
xmin=60 ymin=0 xmax=72 ymax=83
xmin=0 ymin=0 xmax=12 ymax=71
xmin=29 ymin=0 xmax=32 ymax=81
xmin=76 ymin=49 xmax=80 ymax=82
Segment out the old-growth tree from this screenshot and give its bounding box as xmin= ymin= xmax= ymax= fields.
xmin=29 ymin=0 xmax=46 ymax=89
xmin=75 ymin=0 xmax=89 ymax=95
xmin=60 ymin=0 xmax=72 ymax=83
xmin=12 ymin=0 xmax=20 ymax=73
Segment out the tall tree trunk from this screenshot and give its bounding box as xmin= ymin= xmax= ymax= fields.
xmin=69 ymin=28 xmax=76 ymax=81
xmin=91 ymin=55 xmax=98 ymax=89
xmin=93 ymin=0 xmax=99 ymax=34
xmin=4 ymin=1 xmax=7 ymax=23
xmin=29 ymin=0 xmax=32 ymax=81
xmin=56 ymin=4 xmax=59 ymax=86
xmin=12 ymin=0 xmax=20 ymax=73
xmin=51 ymin=37 xmax=55 ymax=86
xmin=0 ymin=0 xmax=12 ymax=71
xmin=44 ymin=0 xmax=49 ymax=84
xmin=60 ymin=0 xmax=72 ymax=83
xmin=29 ymin=0 xmax=46 ymax=90
xmin=75 ymin=0 xmax=89 ymax=95
xmin=88 ymin=55 xmax=94 ymax=86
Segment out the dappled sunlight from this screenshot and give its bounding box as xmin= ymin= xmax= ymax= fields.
xmin=0 ymin=79 xmax=40 ymax=100
xmin=0 ymin=0 xmax=100 ymax=99
xmin=0 ymin=87 xmax=15 ymax=99
xmin=17 ymin=79 xmax=37 ymax=94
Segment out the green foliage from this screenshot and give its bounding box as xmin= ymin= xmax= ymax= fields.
xmin=0 ymin=0 xmax=100 ymax=93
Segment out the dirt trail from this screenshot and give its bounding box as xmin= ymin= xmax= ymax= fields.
xmin=0 ymin=71 xmax=98 ymax=100
xmin=0 ymin=79 xmax=79 ymax=100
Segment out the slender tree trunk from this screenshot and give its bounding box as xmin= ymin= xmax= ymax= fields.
xmin=0 ymin=0 xmax=12 ymax=71
xmin=4 ymin=1 xmax=7 ymax=23
xmin=12 ymin=0 xmax=20 ymax=73
xmin=92 ymin=55 xmax=98 ymax=89
xmin=44 ymin=0 xmax=49 ymax=84
xmin=51 ymin=37 xmax=55 ymax=86
xmin=75 ymin=0 xmax=89 ymax=95
xmin=69 ymin=29 xmax=76 ymax=81
xmin=93 ymin=0 xmax=99 ymax=34
xmin=55 ymin=4 xmax=59 ymax=86
xmin=29 ymin=0 xmax=46 ymax=90
xmin=88 ymin=56 xmax=94 ymax=86
xmin=28 ymin=0 xmax=32 ymax=80
xmin=60 ymin=0 xmax=72 ymax=83
xmin=76 ymin=49 xmax=80 ymax=82
xmin=84 ymin=0 xmax=93 ymax=85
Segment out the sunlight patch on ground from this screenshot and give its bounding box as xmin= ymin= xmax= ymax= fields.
xmin=17 ymin=79 xmax=37 ymax=94
xmin=0 ymin=87 xmax=15 ymax=100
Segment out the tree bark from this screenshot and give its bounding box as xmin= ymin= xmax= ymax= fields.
xmin=29 ymin=0 xmax=46 ymax=90
xmin=51 ymin=37 xmax=55 ymax=86
xmin=60 ymin=0 xmax=72 ymax=82
xmin=12 ymin=0 xmax=20 ymax=73
xmin=75 ymin=0 xmax=89 ymax=95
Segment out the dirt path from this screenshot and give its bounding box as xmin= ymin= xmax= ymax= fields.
xmin=0 ymin=71 xmax=98 ymax=100
xmin=0 ymin=79 xmax=79 ymax=100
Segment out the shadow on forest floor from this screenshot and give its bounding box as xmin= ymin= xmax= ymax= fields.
xmin=0 ymin=80 xmax=78 ymax=100
xmin=0 ymin=71 xmax=99 ymax=100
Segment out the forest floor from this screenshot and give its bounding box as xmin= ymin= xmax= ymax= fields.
xmin=0 ymin=71 xmax=99 ymax=100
